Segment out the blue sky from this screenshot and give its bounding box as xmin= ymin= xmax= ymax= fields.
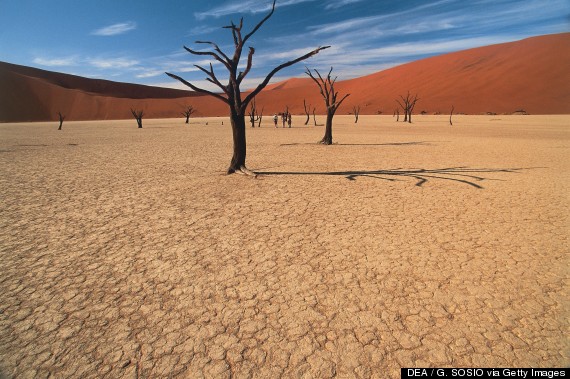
xmin=0 ymin=0 xmax=568 ymax=91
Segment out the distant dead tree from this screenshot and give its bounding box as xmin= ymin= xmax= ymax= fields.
xmin=182 ymin=105 xmax=196 ymax=124
xmin=312 ymin=108 xmax=322 ymax=126
xmin=57 ymin=112 xmax=65 ymax=130
xmin=394 ymin=109 xmax=400 ymax=122
xmin=303 ymin=99 xmax=312 ymax=125
xmin=282 ymin=106 xmax=290 ymax=128
xmin=349 ymin=105 xmax=360 ymax=123
xmin=130 ymin=108 xmax=144 ymax=128
xmin=396 ymin=91 xmax=419 ymax=123
xmin=248 ymin=97 xmax=263 ymax=127
xmin=450 ymin=105 xmax=455 ymax=126
xmin=166 ymin=0 xmax=329 ymax=176
xmin=305 ymin=67 xmax=350 ymax=145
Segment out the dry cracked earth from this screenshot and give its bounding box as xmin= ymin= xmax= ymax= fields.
xmin=0 ymin=115 xmax=568 ymax=378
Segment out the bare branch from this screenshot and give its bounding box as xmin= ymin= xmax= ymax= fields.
xmin=238 ymin=47 xmax=255 ymax=84
xmin=242 ymin=45 xmax=330 ymax=111
xmin=195 ymin=41 xmax=232 ymax=67
xmin=165 ymin=72 xmax=229 ymax=105
xmin=336 ymin=93 xmax=350 ymax=109
xmin=243 ymin=0 xmax=276 ymax=45
xmin=194 ymin=63 xmax=228 ymax=94
xmin=305 ymin=67 xmax=327 ymax=102
xmin=223 ymin=21 xmax=240 ymax=46
xmin=183 ymin=45 xmax=230 ymax=71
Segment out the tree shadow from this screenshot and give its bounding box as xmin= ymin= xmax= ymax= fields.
xmin=280 ymin=141 xmax=435 ymax=147
xmin=257 ymin=166 xmax=536 ymax=189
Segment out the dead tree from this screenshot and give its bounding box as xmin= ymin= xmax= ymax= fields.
xmin=248 ymin=97 xmax=263 ymax=128
xmin=450 ymin=105 xmax=454 ymax=126
xmin=394 ymin=109 xmax=399 ymax=122
xmin=396 ymin=91 xmax=419 ymax=123
xmin=131 ymin=108 xmax=144 ymax=128
xmin=303 ymin=99 xmax=312 ymax=125
xmin=350 ymin=105 xmax=360 ymax=124
xmin=57 ymin=112 xmax=65 ymax=130
xmin=182 ymin=106 xmax=196 ymax=124
xmin=305 ymin=67 xmax=350 ymax=145
xmin=166 ymin=0 xmax=329 ymax=176
xmin=312 ymin=108 xmax=321 ymax=126
xmin=282 ymin=106 xmax=289 ymax=128
xmin=257 ymin=105 xmax=264 ymax=127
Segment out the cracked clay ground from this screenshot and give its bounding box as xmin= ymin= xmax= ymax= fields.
xmin=0 ymin=115 xmax=568 ymax=378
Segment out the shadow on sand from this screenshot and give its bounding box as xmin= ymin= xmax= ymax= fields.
xmin=279 ymin=141 xmax=437 ymax=147
xmin=257 ymin=167 xmax=534 ymax=189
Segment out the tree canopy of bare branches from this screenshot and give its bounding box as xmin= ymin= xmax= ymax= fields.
xmin=165 ymin=0 xmax=329 ymax=176
xmin=182 ymin=106 xmax=196 ymax=124
xmin=305 ymin=67 xmax=350 ymax=144
xmin=396 ymin=91 xmax=419 ymax=123
xmin=248 ymin=97 xmax=263 ymax=128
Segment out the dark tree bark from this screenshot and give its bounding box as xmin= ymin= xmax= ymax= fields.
xmin=303 ymin=99 xmax=311 ymax=125
xmin=312 ymin=108 xmax=321 ymax=126
xmin=182 ymin=106 xmax=196 ymax=124
xmin=165 ymin=0 xmax=329 ymax=176
xmin=350 ymin=105 xmax=360 ymax=124
xmin=396 ymin=91 xmax=419 ymax=124
xmin=450 ymin=105 xmax=454 ymax=126
xmin=57 ymin=112 xmax=65 ymax=130
xmin=130 ymin=109 xmax=143 ymax=128
xmin=248 ymin=97 xmax=261 ymax=128
xmin=305 ymin=67 xmax=350 ymax=145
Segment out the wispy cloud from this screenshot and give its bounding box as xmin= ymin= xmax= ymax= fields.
xmin=88 ymin=58 xmax=140 ymax=69
xmin=194 ymin=0 xmax=315 ymax=20
xmin=91 ymin=22 xmax=137 ymax=36
xmin=325 ymin=0 xmax=366 ymax=10
xmin=33 ymin=56 xmax=79 ymax=67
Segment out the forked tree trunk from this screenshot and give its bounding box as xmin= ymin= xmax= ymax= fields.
xmin=228 ymin=111 xmax=247 ymax=173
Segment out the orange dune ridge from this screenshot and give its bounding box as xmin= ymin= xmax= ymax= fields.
xmin=1 ymin=33 xmax=569 ymax=122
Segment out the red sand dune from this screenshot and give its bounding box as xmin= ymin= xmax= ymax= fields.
xmin=1 ymin=33 xmax=569 ymax=122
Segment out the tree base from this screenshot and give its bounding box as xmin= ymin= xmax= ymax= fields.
xmin=319 ymin=138 xmax=333 ymax=145
xmin=227 ymin=165 xmax=258 ymax=178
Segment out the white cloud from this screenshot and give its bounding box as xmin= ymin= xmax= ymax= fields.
xmin=325 ymin=0 xmax=365 ymax=10
xmin=91 ymin=22 xmax=137 ymax=36
xmin=194 ymin=0 xmax=316 ymax=20
xmin=32 ymin=56 xmax=78 ymax=67
xmin=88 ymin=58 xmax=140 ymax=69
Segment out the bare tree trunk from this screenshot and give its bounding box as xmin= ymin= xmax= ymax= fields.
xmin=312 ymin=109 xmax=322 ymax=126
xmin=228 ymin=111 xmax=247 ymax=174
xmin=57 ymin=112 xmax=65 ymax=130
xmin=352 ymin=105 xmax=360 ymax=123
xmin=257 ymin=107 xmax=263 ymax=127
xmin=450 ymin=105 xmax=454 ymax=126
xmin=303 ymin=99 xmax=311 ymax=125
xmin=320 ymin=110 xmax=334 ymax=145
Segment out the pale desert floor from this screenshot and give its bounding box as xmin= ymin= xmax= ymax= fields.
xmin=0 ymin=115 xmax=568 ymax=378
